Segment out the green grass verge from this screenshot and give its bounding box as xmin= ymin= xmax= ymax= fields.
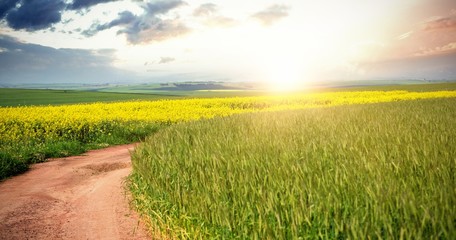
xmin=130 ymin=98 xmax=456 ymax=239
xmin=0 ymin=122 xmax=162 ymax=181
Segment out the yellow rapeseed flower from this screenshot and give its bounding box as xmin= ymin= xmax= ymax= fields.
xmin=1 ymin=90 xmax=455 ymax=144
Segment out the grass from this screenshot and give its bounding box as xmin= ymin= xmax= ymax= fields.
xmin=0 ymin=88 xmax=181 ymax=107
xmin=340 ymin=82 xmax=456 ymax=92
xmin=130 ymin=98 xmax=456 ymax=239
xmin=0 ymin=122 xmax=161 ymax=180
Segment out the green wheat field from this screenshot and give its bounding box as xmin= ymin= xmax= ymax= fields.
xmin=131 ymin=98 xmax=455 ymax=239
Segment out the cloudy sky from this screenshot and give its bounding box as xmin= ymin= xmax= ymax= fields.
xmin=1 ymin=0 xmax=456 ymax=88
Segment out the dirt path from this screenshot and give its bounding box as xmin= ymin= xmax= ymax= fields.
xmin=0 ymin=144 xmax=151 ymax=240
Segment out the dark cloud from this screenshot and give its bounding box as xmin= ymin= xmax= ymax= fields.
xmin=193 ymin=3 xmax=217 ymax=17
xmin=119 ymin=18 xmax=189 ymax=44
xmin=252 ymin=4 xmax=289 ymax=26
xmin=158 ymin=56 xmax=175 ymax=64
xmin=82 ymin=11 xmax=135 ymax=37
xmin=0 ymin=34 xmax=136 ymax=85
xmin=423 ymin=17 xmax=456 ymax=31
xmin=143 ymin=0 xmax=186 ymax=15
xmin=0 ymin=34 xmax=113 ymax=69
xmin=82 ymin=0 xmax=190 ymax=44
xmin=1 ymin=0 xmax=189 ymax=42
xmin=5 ymin=0 xmax=66 ymax=31
xmin=68 ymin=0 xmax=118 ymax=10
xmin=0 ymin=0 xmax=20 ymax=19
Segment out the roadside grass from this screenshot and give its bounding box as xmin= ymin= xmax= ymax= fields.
xmin=130 ymin=98 xmax=456 ymax=239
xmin=0 ymin=122 xmax=161 ymax=180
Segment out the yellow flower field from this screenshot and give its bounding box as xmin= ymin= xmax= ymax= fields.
xmin=1 ymin=90 xmax=456 ymax=144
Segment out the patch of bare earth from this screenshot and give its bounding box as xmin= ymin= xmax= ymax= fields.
xmin=0 ymin=144 xmax=151 ymax=240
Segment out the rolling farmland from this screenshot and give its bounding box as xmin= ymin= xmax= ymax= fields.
xmin=1 ymin=85 xmax=455 ymax=238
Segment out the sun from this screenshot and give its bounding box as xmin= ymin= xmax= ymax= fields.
xmin=253 ymin=35 xmax=310 ymax=92
xmin=238 ymin=20 xmax=313 ymax=92
xmin=260 ymin=54 xmax=306 ymax=91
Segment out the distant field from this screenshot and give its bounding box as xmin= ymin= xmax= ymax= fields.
xmin=0 ymin=88 xmax=181 ymax=107
xmin=335 ymin=82 xmax=456 ymax=92
xmin=1 ymin=82 xmax=456 ymax=107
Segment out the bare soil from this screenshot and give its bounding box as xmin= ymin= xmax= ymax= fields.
xmin=0 ymin=144 xmax=151 ymax=240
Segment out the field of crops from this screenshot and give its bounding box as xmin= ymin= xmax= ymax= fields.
xmin=1 ymin=85 xmax=456 ymax=238
xmin=1 ymin=89 xmax=456 ymax=180
xmin=0 ymin=88 xmax=180 ymax=107
xmin=130 ymin=98 xmax=456 ymax=239
xmin=3 ymin=90 xmax=456 ymax=142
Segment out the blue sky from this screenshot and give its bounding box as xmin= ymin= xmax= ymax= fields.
xmin=1 ymin=0 xmax=456 ymax=88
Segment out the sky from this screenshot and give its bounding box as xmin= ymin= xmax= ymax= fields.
xmin=0 ymin=0 xmax=456 ymax=88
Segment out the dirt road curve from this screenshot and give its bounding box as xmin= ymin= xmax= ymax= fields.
xmin=0 ymin=144 xmax=150 ymax=240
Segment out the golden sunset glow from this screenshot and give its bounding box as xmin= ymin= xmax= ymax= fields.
xmin=0 ymin=0 xmax=455 ymax=86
